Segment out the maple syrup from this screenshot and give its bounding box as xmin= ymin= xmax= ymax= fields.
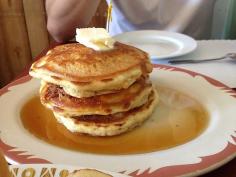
xmin=20 ymin=87 xmax=208 ymax=154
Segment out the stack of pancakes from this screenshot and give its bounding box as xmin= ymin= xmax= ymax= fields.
xmin=30 ymin=42 xmax=158 ymax=136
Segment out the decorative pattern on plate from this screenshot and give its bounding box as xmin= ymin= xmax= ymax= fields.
xmin=0 ymin=138 xmax=50 ymax=164
xmin=154 ymin=64 xmax=236 ymax=98
xmin=9 ymin=164 xmax=128 ymax=177
xmin=128 ymin=141 xmax=236 ymax=177
xmin=0 ymin=76 xmax=31 ymax=96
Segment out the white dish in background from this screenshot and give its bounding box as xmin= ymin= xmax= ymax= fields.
xmin=0 ymin=65 xmax=236 ymax=177
xmin=114 ymin=30 xmax=197 ymax=59
xmin=9 ymin=164 xmax=129 ymax=177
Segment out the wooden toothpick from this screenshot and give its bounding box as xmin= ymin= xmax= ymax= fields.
xmin=107 ymin=0 xmax=113 ymax=32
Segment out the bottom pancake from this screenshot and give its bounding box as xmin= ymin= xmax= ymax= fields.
xmin=53 ymin=88 xmax=158 ymax=136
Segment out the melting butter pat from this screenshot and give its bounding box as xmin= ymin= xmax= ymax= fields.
xmin=75 ymin=28 xmax=115 ymax=51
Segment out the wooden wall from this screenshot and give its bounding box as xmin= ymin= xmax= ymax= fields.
xmin=89 ymin=0 xmax=107 ymax=28
xmin=0 ymin=0 xmax=49 ymax=87
xmin=0 ymin=0 xmax=107 ymax=88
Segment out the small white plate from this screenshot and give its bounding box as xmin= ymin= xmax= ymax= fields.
xmin=114 ymin=30 xmax=197 ymax=59
xmin=9 ymin=164 xmax=129 ymax=177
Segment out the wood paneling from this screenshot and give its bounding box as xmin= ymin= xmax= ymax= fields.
xmin=0 ymin=0 xmax=32 ymax=86
xmin=0 ymin=22 xmax=12 ymax=87
xmin=89 ymin=0 xmax=107 ymax=28
xmin=23 ymin=0 xmax=49 ymax=58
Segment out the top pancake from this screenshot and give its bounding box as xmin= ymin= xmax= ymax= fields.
xmin=30 ymin=42 xmax=152 ymax=82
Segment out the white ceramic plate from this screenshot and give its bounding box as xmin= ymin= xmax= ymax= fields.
xmin=114 ymin=30 xmax=197 ymax=59
xmin=9 ymin=164 xmax=129 ymax=177
xmin=0 ymin=65 xmax=236 ymax=177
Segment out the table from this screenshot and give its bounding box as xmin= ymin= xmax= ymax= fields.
xmin=16 ymin=40 xmax=236 ymax=177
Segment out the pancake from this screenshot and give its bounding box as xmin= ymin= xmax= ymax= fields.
xmin=53 ymin=89 xmax=158 ymax=136
xmin=29 ymin=34 xmax=158 ymax=137
xmin=68 ymin=169 xmax=112 ymax=177
xmin=30 ymin=42 xmax=153 ymax=98
xmin=40 ymin=77 xmax=152 ymax=116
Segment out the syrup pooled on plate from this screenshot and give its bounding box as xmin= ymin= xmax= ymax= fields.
xmin=20 ymin=87 xmax=208 ymax=154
